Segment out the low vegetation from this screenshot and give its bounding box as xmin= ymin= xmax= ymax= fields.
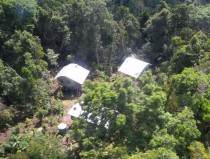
xmin=1 ymin=0 xmax=210 ymax=158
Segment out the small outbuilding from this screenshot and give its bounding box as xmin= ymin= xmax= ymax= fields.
xmin=55 ymin=63 xmax=90 ymax=95
xmin=118 ymin=57 xmax=149 ymax=78
xmin=67 ymin=102 xmax=83 ymax=119
xmin=57 ymin=123 xmax=67 ymax=134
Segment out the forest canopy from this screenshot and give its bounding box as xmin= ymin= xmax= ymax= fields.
xmin=1 ymin=0 xmax=210 ymax=158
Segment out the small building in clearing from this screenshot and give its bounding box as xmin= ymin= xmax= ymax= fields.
xmin=67 ymin=102 xmax=83 ymax=119
xmin=55 ymin=63 xmax=90 ymax=90
xmin=118 ymin=57 xmax=150 ymax=78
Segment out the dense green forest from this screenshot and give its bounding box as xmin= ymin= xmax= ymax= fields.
xmin=1 ymin=0 xmax=210 ymax=158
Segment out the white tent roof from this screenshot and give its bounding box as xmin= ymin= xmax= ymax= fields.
xmin=55 ymin=63 xmax=90 ymax=85
xmin=118 ymin=57 xmax=149 ymax=78
xmin=67 ymin=103 xmax=82 ymax=118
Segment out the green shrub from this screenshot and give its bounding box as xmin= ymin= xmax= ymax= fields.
xmin=0 ymin=107 xmax=15 ymax=130
xmin=26 ymin=133 xmax=67 ymax=159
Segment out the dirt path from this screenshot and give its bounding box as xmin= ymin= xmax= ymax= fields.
xmin=61 ymin=100 xmax=74 ymax=127
xmin=60 ymin=95 xmax=83 ymax=127
xmin=0 ymin=129 xmax=12 ymax=145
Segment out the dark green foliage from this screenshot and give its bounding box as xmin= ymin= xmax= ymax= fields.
xmin=130 ymin=147 xmax=179 ymax=159
xmin=190 ymin=5 xmax=210 ymax=33
xmin=170 ymin=4 xmax=192 ymax=34
xmin=12 ymin=0 xmax=37 ymax=24
xmin=1 ymin=0 xmax=210 ymax=158
xmin=0 ymin=60 xmax=23 ymax=104
xmin=4 ymin=132 xmax=67 ymax=159
xmin=3 ymin=30 xmax=46 ymax=75
xmin=3 ymin=134 xmax=28 ymax=154
xmin=0 ymin=107 xmax=15 ymax=130
xmin=169 ymin=68 xmax=210 ymax=124
xmin=70 ymin=73 xmax=177 ymax=157
xmin=142 ymin=7 xmax=170 ymax=63
xmin=197 ymin=51 xmax=210 ymax=74
xmin=25 ymin=133 xmax=67 ymax=159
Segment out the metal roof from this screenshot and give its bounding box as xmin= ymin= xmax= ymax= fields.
xmin=55 ymin=63 xmax=90 ymax=85
xmin=118 ymin=57 xmax=149 ymax=78
xmin=67 ymin=103 xmax=83 ymax=118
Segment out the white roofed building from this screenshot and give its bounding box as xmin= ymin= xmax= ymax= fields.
xmin=67 ymin=103 xmax=83 ymax=119
xmin=55 ymin=63 xmax=90 ymax=89
xmin=118 ymin=57 xmax=149 ymax=78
